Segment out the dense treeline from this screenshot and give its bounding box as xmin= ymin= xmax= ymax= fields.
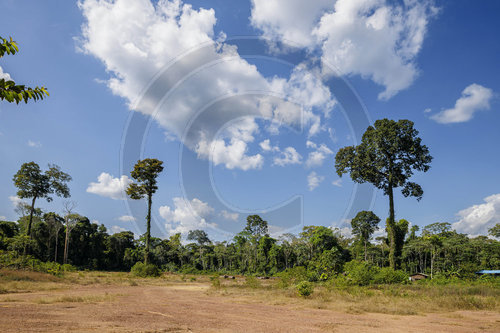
xmin=1 ymin=211 xmax=499 ymax=280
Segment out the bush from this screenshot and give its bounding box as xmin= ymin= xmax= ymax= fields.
xmin=0 ymin=250 xmax=76 ymax=276
xmin=373 ymin=267 xmax=408 ymax=284
xmin=277 ymin=266 xmax=308 ymax=288
xmin=344 ymin=260 xmax=378 ymax=286
xmin=130 ymin=262 xmax=160 ymax=277
xmin=244 ymin=276 xmax=261 ymax=289
xmin=210 ymin=275 xmax=221 ymax=289
xmin=296 ymin=281 xmax=314 ymax=297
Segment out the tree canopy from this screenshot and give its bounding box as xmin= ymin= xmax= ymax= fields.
xmin=13 ymin=162 xmax=71 ymax=237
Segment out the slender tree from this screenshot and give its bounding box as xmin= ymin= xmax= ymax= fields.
xmin=0 ymin=36 xmax=49 ymax=103
xmin=335 ymin=119 xmax=432 ymax=269
xmin=13 ymin=162 xmax=71 ymax=238
xmin=62 ymin=201 xmax=78 ymax=265
xmin=44 ymin=212 xmax=64 ymax=262
xmin=126 ymin=158 xmax=164 ymax=264
xmin=351 ymin=211 xmax=380 ymax=261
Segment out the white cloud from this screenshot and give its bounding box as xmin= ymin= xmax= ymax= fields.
xmin=307 ymin=171 xmax=324 ymax=191
xmin=250 ymin=0 xmax=335 ymax=48
xmin=0 ymin=216 xmax=7 ymax=221
xmin=431 ymin=84 xmax=494 ymax=124
xmin=27 ymin=140 xmax=42 ymax=148
xmin=110 ymin=225 xmax=127 ymax=234
xmin=78 ymin=0 xmax=334 ymax=171
xmin=220 ymin=210 xmax=239 ymax=221
xmin=86 ymin=172 xmax=132 ymax=200
xmin=251 ymin=0 xmax=437 ymax=100
xmin=273 ymin=146 xmax=302 ymax=166
xmin=332 ymin=179 xmax=343 ymax=187
xmin=424 ymin=108 xmax=432 ymax=113
xmin=0 ymin=66 xmax=12 ymax=81
xmin=159 ymin=197 xmax=216 ymax=235
xmin=117 ymin=215 xmax=136 ymax=222
xmin=259 ymin=139 xmax=279 ymax=152
xmin=9 ymin=195 xmax=24 ymax=207
xmin=305 ymin=140 xmax=333 ymax=168
xmin=452 ymin=193 xmax=500 ymax=237
xmin=195 ymin=117 xmax=264 ymax=170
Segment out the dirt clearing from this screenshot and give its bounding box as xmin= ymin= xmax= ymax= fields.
xmin=1 ymin=279 xmax=499 ymax=332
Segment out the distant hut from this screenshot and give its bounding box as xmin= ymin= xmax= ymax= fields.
xmin=409 ymin=273 xmax=429 ymax=281
xmin=475 ymin=270 xmax=500 ymax=276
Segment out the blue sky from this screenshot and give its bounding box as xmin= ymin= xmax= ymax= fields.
xmin=0 ymin=0 xmax=499 ymax=240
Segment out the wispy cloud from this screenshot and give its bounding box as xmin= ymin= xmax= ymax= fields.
xmin=431 ymin=84 xmax=493 ymax=124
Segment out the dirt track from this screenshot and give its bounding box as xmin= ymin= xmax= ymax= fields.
xmin=1 ymin=283 xmax=499 ymax=332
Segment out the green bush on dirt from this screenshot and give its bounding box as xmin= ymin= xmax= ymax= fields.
xmin=296 ymin=281 xmax=314 ymax=297
xmin=130 ymin=262 xmax=160 ymax=277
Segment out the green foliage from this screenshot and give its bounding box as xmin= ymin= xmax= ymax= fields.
xmin=373 ymin=267 xmax=408 ymax=284
xmin=0 ymin=36 xmax=49 ymax=103
xmin=187 ymin=229 xmax=211 ymax=245
xmin=296 ymin=281 xmax=314 ymax=297
xmin=244 ymin=215 xmax=268 ymax=239
xmin=244 ymin=276 xmax=261 ymax=289
xmin=0 ymin=36 xmax=18 ymax=56
xmin=336 ymin=119 xmax=432 ymax=269
xmin=344 ymin=260 xmax=378 ymax=286
xmin=210 ymin=275 xmax=221 ymax=289
xmin=0 ymin=250 xmax=75 ymax=276
xmin=277 ymin=266 xmax=308 ymax=288
xmin=488 ymin=223 xmax=500 ymax=238
xmin=351 ymin=211 xmax=380 ymax=261
xmin=130 ymin=262 xmax=160 ymax=277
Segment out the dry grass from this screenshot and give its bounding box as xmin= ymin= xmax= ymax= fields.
xmin=212 ymin=277 xmax=500 ymax=315
xmin=33 ymin=293 xmax=117 ymax=304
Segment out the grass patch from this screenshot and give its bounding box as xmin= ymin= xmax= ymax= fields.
xmin=34 ymin=293 xmax=117 ymax=304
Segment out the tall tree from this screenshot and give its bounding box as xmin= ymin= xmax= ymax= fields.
xmin=13 ymin=162 xmax=71 ymax=238
xmin=126 ymin=158 xmax=164 ymax=264
xmin=335 ymin=119 xmax=432 ymax=269
xmin=351 ymin=211 xmax=380 ymax=261
xmin=244 ymin=215 xmax=268 ymax=240
xmin=62 ymin=201 xmax=78 ymax=265
xmin=0 ymin=36 xmax=49 ymax=103
xmin=43 ymin=212 xmax=64 ymax=262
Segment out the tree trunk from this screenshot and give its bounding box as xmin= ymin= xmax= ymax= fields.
xmin=63 ymin=225 xmax=70 ymax=265
xmin=27 ymin=196 xmax=37 ymax=237
xmin=364 ymin=239 xmax=368 ymax=261
xmin=145 ymin=193 xmax=152 ymax=265
xmin=388 ymin=184 xmax=397 ymax=269
xmin=54 ymin=229 xmax=59 ymax=263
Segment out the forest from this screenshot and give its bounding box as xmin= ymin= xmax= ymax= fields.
xmin=2 ymin=209 xmax=499 ymax=283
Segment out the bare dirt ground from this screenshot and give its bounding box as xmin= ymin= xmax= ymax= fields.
xmin=1 ymin=280 xmax=499 ymax=333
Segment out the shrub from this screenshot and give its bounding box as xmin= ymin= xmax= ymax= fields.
xmin=277 ymin=266 xmax=308 ymax=288
xmin=210 ymin=275 xmax=221 ymax=289
xmin=244 ymin=276 xmax=261 ymax=289
xmin=130 ymin=262 xmax=160 ymax=277
xmin=373 ymin=267 xmax=408 ymax=284
xmin=296 ymin=281 xmax=314 ymax=297
xmin=343 ymin=260 xmax=378 ymax=286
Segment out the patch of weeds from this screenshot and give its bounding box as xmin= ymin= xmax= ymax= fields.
xmin=244 ymin=276 xmax=261 ymax=289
